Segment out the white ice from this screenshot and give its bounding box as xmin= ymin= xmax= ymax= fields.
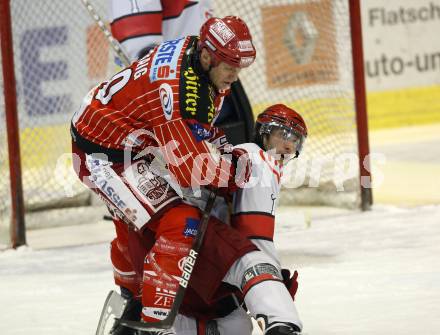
xmin=1 ymin=204 xmax=439 ymax=335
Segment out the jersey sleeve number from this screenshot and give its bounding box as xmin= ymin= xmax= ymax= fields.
xmin=95 ymin=68 xmax=132 ymax=105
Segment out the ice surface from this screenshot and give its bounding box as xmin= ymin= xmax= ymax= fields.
xmin=1 ymin=205 xmax=439 ymax=334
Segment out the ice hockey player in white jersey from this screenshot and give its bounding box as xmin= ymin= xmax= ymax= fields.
xmin=110 ymin=0 xmax=213 ymax=61
xmin=166 ymin=104 xmax=308 ymax=335
xmin=231 ymin=102 xmax=307 ymax=257
xmin=228 ymin=103 xmax=308 ymax=334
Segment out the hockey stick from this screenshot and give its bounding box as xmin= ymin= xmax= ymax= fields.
xmin=95 ymin=290 xmax=127 ymax=335
xmin=117 ymin=191 xmax=217 ymax=332
xmin=80 ymin=0 xmax=131 ymax=67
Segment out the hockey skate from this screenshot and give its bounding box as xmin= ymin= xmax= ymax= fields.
xmin=108 ymin=288 xmax=142 ymax=335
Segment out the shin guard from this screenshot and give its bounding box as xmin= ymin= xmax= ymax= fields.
xmin=141 ymin=236 xmax=190 ymax=322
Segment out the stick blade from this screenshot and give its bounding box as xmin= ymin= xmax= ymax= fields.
xmin=95 ymin=290 xmax=127 ymax=335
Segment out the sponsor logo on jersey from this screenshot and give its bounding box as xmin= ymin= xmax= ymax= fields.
xmin=183 ymin=217 xmax=200 ymax=237
xmin=149 ymin=38 xmax=185 ymax=82
xmin=159 ymin=83 xmax=173 ymax=120
xmin=123 ymin=160 xmax=176 ymax=206
xmin=180 ymin=57 xmax=217 ymax=123
xmin=177 ymin=256 xmax=187 ymax=272
xmin=89 ymin=166 xmax=127 ymax=211
xmin=95 ymin=179 xmax=125 ymax=208
xmin=182 ymin=66 xmax=201 ymax=117
xmin=86 ymin=155 xmax=143 ymax=225
xmin=134 ymin=53 xmax=152 ymax=80
xmin=209 ymin=21 xmax=235 ymax=46
xmin=187 ymin=122 xmax=213 ymax=142
xmin=137 ymin=172 xmax=170 ymax=202
xmin=207 ymin=86 xmax=216 ymax=122
xmin=121 ymin=133 xmax=144 ymax=147
xmin=142 ymin=307 xmax=170 ymax=319
xmin=153 ymin=288 xmax=175 ymax=308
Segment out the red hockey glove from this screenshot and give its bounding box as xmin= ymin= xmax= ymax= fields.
xmin=228 ymin=147 xmax=252 ymax=191
xmin=281 ymin=269 xmax=298 ymax=301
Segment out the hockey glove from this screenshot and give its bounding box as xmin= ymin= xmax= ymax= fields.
xmin=281 ymin=269 xmax=298 ymax=301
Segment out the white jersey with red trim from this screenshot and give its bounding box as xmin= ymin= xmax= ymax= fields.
xmin=231 ymin=142 xmax=285 ymax=272
xmin=110 ymin=0 xmax=213 ymax=61
xmin=231 ymin=143 xmax=283 ymax=242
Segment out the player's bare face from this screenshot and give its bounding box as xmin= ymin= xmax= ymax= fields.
xmin=209 ymin=62 xmax=241 ymax=90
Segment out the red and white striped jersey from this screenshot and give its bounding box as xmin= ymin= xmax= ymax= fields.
xmin=231 ymin=143 xmax=283 ymax=241
xmin=72 ymin=36 xmax=230 ymax=190
xmin=110 ymin=0 xmax=213 ymax=61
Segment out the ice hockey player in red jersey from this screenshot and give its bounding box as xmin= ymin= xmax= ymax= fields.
xmin=110 ymin=0 xmax=213 ymax=62
xmin=71 ymin=15 xmax=258 ymax=335
xmin=165 ymin=104 xmax=308 ymax=335
xmin=72 ymin=15 xmax=255 ymax=190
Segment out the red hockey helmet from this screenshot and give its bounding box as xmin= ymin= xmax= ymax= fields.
xmin=256 ymin=104 xmax=308 ymax=157
xmin=199 ymin=16 xmax=256 ymax=68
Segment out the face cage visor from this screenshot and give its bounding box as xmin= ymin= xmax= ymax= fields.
xmin=259 ymin=121 xmax=306 ymax=158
